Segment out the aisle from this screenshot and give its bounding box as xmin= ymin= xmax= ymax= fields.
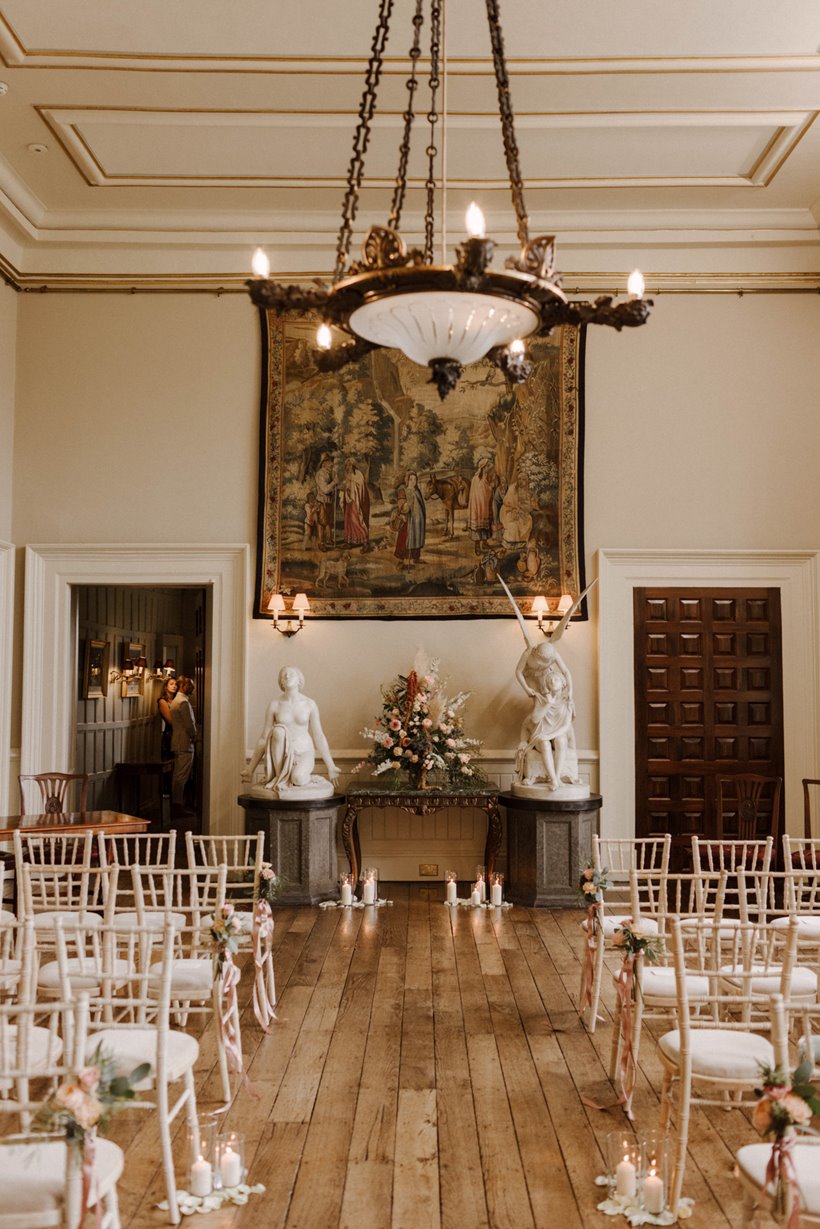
xmin=113 ymin=886 xmax=762 ymax=1228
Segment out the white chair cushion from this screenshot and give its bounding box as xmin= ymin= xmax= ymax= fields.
xmin=0 ymin=1136 xmax=123 ymax=1218
xmin=659 ymin=1027 xmax=774 ymax=1080
xmin=679 ymin=917 xmax=742 ymax=939
xmin=639 ymin=967 xmax=710 ymax=1002
xmin=797 ymin=1034 xmax=820 ymax=1064
xmin=0 ymin=909 xmax=15 ymax=925
xmin=736 ymin=1142 xmax=820 ymax=1214
xmin=37 ymin=957 xmax=133 ymax=992
xmin=89 ymin=1026 xmax=199 ymax=1087
xmin=772 ymin=915 xmax=820 ymax=940
xmin=0 ymin=958 xmax=22 ymax=987
xmin=581 ymin=913 xmax=660 ymax=938
xmin=234 ymin=910 xmax=254 ymax=935
xmin=150 ymin=957 xmax=212 ymax=998
xmin=719 ymin=963 xmax=818 ymax=997
xmin=114 ymin=909 xmax=186 ymax=931
xmin=0 ymin=1026 xmax=63 ymax=1092
xmin=32 ymin=911 xmax=102 ymax=930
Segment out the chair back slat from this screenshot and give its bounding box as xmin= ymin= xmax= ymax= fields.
xmin=17 ymin=772 xmax=88 ymax=817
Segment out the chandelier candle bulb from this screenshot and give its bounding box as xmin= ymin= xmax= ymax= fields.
xmin=465 ymin=201 xmax=486 ymax=238
xmin=627 ymin=269 xmax=645 ymax=299
xmin=190 ymin=1155 xmax=213 ymax=1198
xmin=251 ymin=247 xmax=270 ymax=279
xmin=643 ymin=1169 xmax=664 ymax=1215
xmin=616 ymin=1156 xmax=637 ymax=1200
xmin=316 ymin=323 xmax=333 ymax=350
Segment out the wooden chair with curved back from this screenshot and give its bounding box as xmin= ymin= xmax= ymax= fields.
xmin=804 ymin=778 xmax=820 ymax=838
xmin=17 ymin=772 xmax=88 ymax=816
xmin=716 ymin=773 xmax=783 ymax=844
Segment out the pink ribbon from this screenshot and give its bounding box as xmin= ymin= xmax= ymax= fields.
xmin=216 ymin=951 xmax=259 ymax=1100
xmin=582 ymin=950 xmax=638 ymax=1121
xmin=252 ymin=899 xmax=276 ymax=1032
xmin=765 ymin=1133 xmax=800 ymax=1229
xmin=76 ymin=1132 xmax=102 ymax=1229
xmin=579 ymin=901 xmax=601 ymax=1014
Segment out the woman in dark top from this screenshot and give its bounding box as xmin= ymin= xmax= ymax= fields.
xmin=158 ymin=677 xmax=178 ymax=759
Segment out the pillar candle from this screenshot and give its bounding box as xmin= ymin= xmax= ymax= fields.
xmin=477 ymin=876 xmax=486 ymax=902
xmin=491 ymin=882 xmax=502 ymax=907
xmin=190 ymin=1155 xmax=212 ymax=1197
xmin=470 ymin=885 xmax=481 ymax=907
xmin=643 ymin=1170 xmax=664 ymax=1214
xmin=219 ymin=1146 xmax=242 ymax=1189
xmin=615 ymin=1156 xmax=636 ymax=1199
xmin=340 ymin=882 xmax=352 ymax=906
xmin=446 ymin=880 xmax=458 ymax=904
xmin=363 ymin=878 xmax=376 ymax=905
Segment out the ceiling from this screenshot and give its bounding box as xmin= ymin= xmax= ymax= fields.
xmin=1 ymin=0 xmax=819 ymax=290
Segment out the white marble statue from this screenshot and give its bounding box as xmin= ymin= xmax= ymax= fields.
xmin=242 ymin=665 xmax=340 ymax=800
xmin=499 ymin=576 xmax=596 ymax=800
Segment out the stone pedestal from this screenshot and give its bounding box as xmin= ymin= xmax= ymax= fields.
xmin=501 ymin=791 xmax=602 ymax=908
xmin=238 ymin=792 xmax=345 ymax=905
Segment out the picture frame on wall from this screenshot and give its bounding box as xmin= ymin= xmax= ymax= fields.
xmin=254 ymin=313 xmax=587 ymax=619
xmin=122 ymin=641 xmax=145 ymax=698
xmin=83 ymin=638 xmax=110 ymax=699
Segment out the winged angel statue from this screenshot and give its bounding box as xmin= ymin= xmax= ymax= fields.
xmin=499 ymin=576 xmax=597 ymax=798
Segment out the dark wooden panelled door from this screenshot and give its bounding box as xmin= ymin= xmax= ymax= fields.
xmin=634 ymin=588 xmax=784 ymax=849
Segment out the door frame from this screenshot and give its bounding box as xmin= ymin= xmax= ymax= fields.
xmin=598 ymin=548 xmax=819 ymax=839
xmin=22 ymin=544 xmax=249 ymax=833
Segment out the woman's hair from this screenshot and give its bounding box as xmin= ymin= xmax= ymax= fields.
xmin=160 ymin=678 xmax=178 ymax=702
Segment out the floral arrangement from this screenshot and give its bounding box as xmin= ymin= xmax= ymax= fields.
xmin=256 ymin=862 xmax=285 ymax=904
xmin=359 ymin=654 xmax=482 ymax=788
xmin=579 ymin=863 xmax=609 ymax=903
xmin=211 ymin=903 xmax=243 ymax=978
xmin=753 ymin=1060 xmax=820 ymax=1139
xmin=752 ymin=1060 xmax=820 ymax=1223
xmin=612 ymin=919 xmax=665 ymax=964
xmin=34 ymin=1043 xmax=149 ymax=1148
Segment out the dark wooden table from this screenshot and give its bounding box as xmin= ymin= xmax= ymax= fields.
xmin=342 ymin=785 xmax=502 ymax=887
xmin=0 ymin=810 xmax=151 ymax=840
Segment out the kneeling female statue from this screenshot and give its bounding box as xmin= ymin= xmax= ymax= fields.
xmin=242 ymin=665 xmax=340 ymax=799
xmin=500 ymin=576 xmax=595 ymax=800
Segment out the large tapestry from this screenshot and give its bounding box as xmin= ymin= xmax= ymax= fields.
xmin=254 ymin=313 xmax=587 ymax=618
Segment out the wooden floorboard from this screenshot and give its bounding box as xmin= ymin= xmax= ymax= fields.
xmin=109 ymin=888 xmax=777 ymax=1229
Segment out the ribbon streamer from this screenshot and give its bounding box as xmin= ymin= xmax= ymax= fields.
xmin=252 ymin=899 xmax=277 ymax=1031
xmin=764 ymin=1133 xmax=800 ymax=1229
xmin=582 ymin=950 xmax=638 ymax=1121
xmin=579 ymin=900 xmax=601 ymax=1014
xmin=77 ymin=1131 xmax=103 ymax=1229
xmin=216 ymin=951 xmax=259 ymax=1101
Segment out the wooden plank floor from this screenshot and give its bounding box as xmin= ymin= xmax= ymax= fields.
xmin=111 ymin=886 xmax=774 ymax=1228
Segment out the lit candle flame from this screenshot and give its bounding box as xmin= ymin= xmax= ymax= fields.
xmin=508 ymin=338 xmax=525 ymax=356
xmin=627 ymin=268 xmax=645 ymax=299
xmin=251 ymin=247 xmax=270 ymax=278
xmin=316 ymin=323 xmax=333 ymax=350
xmin=465 ymin=201 xmax=486 ymax=239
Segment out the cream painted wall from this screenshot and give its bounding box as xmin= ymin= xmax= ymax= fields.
xmin=10 ymin=291 xmax=820 ymax=775
xmin=0 ymin=282 xmax=17 ymax=541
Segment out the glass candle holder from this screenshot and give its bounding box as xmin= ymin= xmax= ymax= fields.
xmin=606 ymin=1131 xmax=640 ymax=1202
xmin=445 ymin=870 xmax=458 ymax=905
xmin=216 ymin=1131 xmax=246 ymax=1189
xmin=361 ymin=867 xmax=378 ymax=905
xmin=490 ymin=873 xmax=504 ymax=906
xmin=640 ymin=1131 xmax=670 ymax=1216
xmin=475 ymin=865 xmax=486 ymax=901
xmin=187 ymin=1115 xmax=218 ymax=1196
xmin=470 ymin=881 xmax=482 ymax=907
xmin=339 ymin=873 xmax=354 ymax=906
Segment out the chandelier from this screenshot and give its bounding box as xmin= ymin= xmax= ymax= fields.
xmin=247 ymin=0 xmax=652 ymax=399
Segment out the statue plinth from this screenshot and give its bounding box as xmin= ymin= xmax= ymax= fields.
xmin=242 ymin=775 xmax=335 ymax=801
xmin=502 ymin=790 xmax=602 ymax=908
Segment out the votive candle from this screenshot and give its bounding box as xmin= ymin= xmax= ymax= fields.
xmin=643 ymin=1169 xmax=664 ymax=1214
xmin=615 ymin=1155 xmax=637 ymax=1199
xmin=219 ymin=1146 xmax=242 ymax=1189
xmin=190 ymin=1154 xmax=212 ymax=1197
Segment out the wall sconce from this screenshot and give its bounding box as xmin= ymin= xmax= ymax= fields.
xmin=268 ymin=592 xmax=310 ymax=636
xmin=109 ymin=656 xmax=147 ymax=684
xmin=531 ymin=593 xmax=573 ymax=634
xmin=149 ymin=659 xmax=176 ymax=681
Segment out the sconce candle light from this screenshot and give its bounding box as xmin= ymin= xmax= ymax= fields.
xmin=268 ymin=592 xmax=310 ymax=636
xmin=530 ymin=593 xmax=573 ymax=634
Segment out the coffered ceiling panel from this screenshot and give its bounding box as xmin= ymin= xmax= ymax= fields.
xmin=0 ymin=0 xmax=818 ymax=288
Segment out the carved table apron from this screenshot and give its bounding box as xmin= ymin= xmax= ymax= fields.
xmin=342 ymin=786 xmax=503 ymax=886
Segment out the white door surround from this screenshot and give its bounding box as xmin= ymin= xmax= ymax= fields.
xmin=22 ymin=544 xmax=249 ymax=833
xmin=0 ymin=542 xmax=13 ymax=814
xmin=598 ymin=548 xmax=820 ymax=840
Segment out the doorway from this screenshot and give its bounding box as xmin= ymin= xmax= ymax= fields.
xmin=74 ymin=585 xmax=207 ymax=829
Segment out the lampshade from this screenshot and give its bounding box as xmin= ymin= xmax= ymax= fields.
xmin=267 ymin=593 xmax=286 ymax=614
xmin=557 ymin=594 xmax=573 ymax=614
xmin=292 ymin=593 xmax=310 ymax=614
xmin=530 ymin=596 xmax=549 ymax=615
xmin=348 ymin=291 xmax=539 ymax=367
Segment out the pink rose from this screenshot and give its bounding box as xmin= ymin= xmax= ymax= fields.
xmin=261 ymin=867 xmax=274 ymax=880
xmin=446 ymin=738 xmax=456 ymax=748
xmin=784 ymin=1094 xmax=812 ymax=1126
xmin=583 ymin=868 xmax=594 ymax=881
xmin=222 ymin=903 xmax=234 ymax=918
xmin=404 ymin=748 xmax=413 ymax=758
xmin=582 ymin=881 xmax=598 ymax=895
xmin=55 ymin=1083 xmax=103 ymax=1129
xmin=78 ymin=1066 xmax=100 ymax=1093
xmin=393 ymin=747 xmax=402 ymax=757
xmin=389 ymin=719 xmax=401 ymax=731
xmin=422 ymin=718 xmax=432 ymax=728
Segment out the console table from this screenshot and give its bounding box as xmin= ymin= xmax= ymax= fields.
xmin=501 ymin=791 xmax=602 ymax=907
xmin=342 ymin=784 xmax=502 ymax=887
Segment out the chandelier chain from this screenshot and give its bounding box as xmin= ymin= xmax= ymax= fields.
xmin=485 ymin=0 xmax=529 ymax=247
xmin=388 ymin=0 xmax=425 ymax=232
xmin=334 ymin=0 xmax=394 ymax=281
xmin=424 ymin=0 xmax=443 ymax=263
